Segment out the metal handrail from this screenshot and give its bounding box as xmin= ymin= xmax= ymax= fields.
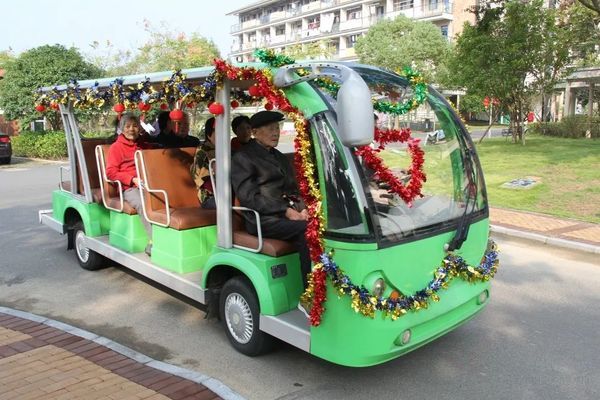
xmin=94 ymin=145 xmax=124 ymax=212
xmin=58 ymin=166 xmax=71 ymax=192
xmin=232 ymin=206 xmax=263 ymax=253
xmin=134 ymin=150 xmax=171 ymax=228
xmin=208 ymin=158 xmax=217 ymax=206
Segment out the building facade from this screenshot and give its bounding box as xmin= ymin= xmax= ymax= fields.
xmin=228 ymin=0 xmax=477 ymax=62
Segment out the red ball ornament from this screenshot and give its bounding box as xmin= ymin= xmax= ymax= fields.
xmin=208 ymin=102 xmax=225 ymax=115
xmin=169 ymin=108 xmax=184 ymax=133
xmin=248 ymin=85 xmax=261 ymax=97
xmin=35 ymin=104 xmax=46 ymax=113
xmin=113 ymin=103 xmax=126 ymax=120
xmin=160 ymin=103 xmax=169 ymax=111
xmin=137 ymin=102 xmax=151 ymax=112
xmin=264 ymin=102 xmax=274 ymax=111
xmin=230 ymin=100 xmax=239 ymax=109
xmin=50 ymin=102 xmax=59 ymax=110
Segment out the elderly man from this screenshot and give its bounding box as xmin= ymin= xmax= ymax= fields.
xmin=231 ymin=111 xmax=311 ymax=289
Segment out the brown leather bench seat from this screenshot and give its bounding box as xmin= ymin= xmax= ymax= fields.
xmin=231 ymin=199 xmax=296 ymax=258
xmin=139 ymin=147 xmax=216 ymax=230
xmin=60 ymin=138 xmax=114 ymax=204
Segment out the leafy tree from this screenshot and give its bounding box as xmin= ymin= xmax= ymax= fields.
xmin=0 ymin=45 xmax=103 ymax=130
xmin=559 ymin=2 xmax=600 ymax=66
xmin=354 ymin=15 xmax=451 ymax=82
xmin=0 ymin=50 xmax=15 ymax=69
xmin=89 ymin=21 xmax=221 ymax=76
xmin=284 ymin=40 xmax=336 ymax=60
xmin=448 ymin=0 xmax=573 ymax=143
xmin=577 ymin=0 xmax=600 ymax=14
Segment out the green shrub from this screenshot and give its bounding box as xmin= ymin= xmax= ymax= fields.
xmin=11 ymin=131 xmax=67 ymax=159
xmin=532 ymin=115 xmax=600 ymax=138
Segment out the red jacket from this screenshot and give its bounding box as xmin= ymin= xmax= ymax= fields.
xmin=106 ymin=134 xmax=146 ymax=191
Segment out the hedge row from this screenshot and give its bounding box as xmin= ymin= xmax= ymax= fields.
xmin=529 ymin=115 xmax=600 ymax=139
xmin=11 ymin=131 xmax=68 ymax=159
xmin=11 ymin=131 xmax=111 ymax=159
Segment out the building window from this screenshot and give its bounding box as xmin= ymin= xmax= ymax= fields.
xmin=440 ymin=25 xmax=448 ymax=39
xmin=347 ymin=7 xmax=362 ymax=20
xmin=275 ymin=25 xmax=285 ymax=35
xmin=429 ymin=0 xmax=438 ymax=10
xmin=393 ymin=0 xmax=414 ymax=11
xmin=347 ymin=34 xmax=359 ymax=48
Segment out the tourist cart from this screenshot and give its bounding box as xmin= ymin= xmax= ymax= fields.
xmin=37 ymin=54 xmax=498 ymax=367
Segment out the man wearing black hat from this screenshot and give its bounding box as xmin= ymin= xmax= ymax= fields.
xmin=231 ymin=111 xmax=311 ymax=289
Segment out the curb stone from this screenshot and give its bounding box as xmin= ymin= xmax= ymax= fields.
xmin=490 ymin=225 xmax=600 ymax=255
xmin=0 ymin=306 xmax=246 ymax=400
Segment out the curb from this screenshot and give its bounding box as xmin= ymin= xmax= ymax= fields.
xmin=490 ymin=225 xmax=600 ymax=255
xmin=0 ymin=306 xmax=246 ymax=400
xmin=11 ymin=156 xmax=67 ymax=164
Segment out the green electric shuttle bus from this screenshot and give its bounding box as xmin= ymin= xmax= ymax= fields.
xmin=38 ymin=60 xmax=497 ymax=367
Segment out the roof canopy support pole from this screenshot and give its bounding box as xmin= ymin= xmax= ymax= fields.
xmin=58 ymin=103 xmax=78 ymax=197
xmin=564 ymin=82 xmax=576 ymax=118
xmin=587 ymin=82 xmax=595 ymax=139
xmin=216 ymin=79 xmax=232 ymax=248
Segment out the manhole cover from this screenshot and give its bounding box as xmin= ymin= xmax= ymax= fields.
xmin=501 ymin=177 xmax=540 ymax=189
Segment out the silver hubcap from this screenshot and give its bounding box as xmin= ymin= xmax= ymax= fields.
xmin=75 ymin=230 xmax=90 ymax=263
xmin=224 ymin=293 xmax=253 ymax=344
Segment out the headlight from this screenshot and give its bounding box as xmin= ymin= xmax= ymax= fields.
xmin=477 ymin=290 xmax=489 ymax=305
xmin=372 ymin=278 xmax=386 ymax=298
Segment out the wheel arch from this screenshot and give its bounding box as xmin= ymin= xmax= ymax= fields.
xmin=203 ymin=253 xmax=286 ymax=316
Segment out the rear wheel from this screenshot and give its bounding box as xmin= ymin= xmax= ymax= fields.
xmin=0 ymin=157 xmax=10 ymax=165
xmin=73 ymin=221 xmax=106 ymax=271
xmin=220 ymin=276 xmax=273 ymax=356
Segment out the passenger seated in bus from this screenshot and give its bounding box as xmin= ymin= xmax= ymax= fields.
xmin=154 ymin=112 xmax=200 ymax=148
xmin=191 ymin=118 xmax=216 ymax=209
xmin=230 ymin=115 xmax=252 ymax=152
xmin=106 ymin=113 xmax=154 ymax=256
xmin=231 ymin=111 xmax=311 ymax=289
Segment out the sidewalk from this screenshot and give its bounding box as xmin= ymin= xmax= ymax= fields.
xmin=0 ymin=308 xmax=244 ymax=400
xmin=490 ymin=207 xmax=600 ymax=254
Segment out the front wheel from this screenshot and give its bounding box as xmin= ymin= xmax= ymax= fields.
xmin=219 ymin=276 xmax=273 ymax=356
xmin=73 ymin=221 xmax=106 ymax=271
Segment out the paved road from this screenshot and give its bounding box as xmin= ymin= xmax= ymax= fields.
xmin=1 ymin=160 xmax=599 ymax=400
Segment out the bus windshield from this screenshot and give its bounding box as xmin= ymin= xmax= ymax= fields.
xmin=314 ymin=65 xmax=487 ymax=244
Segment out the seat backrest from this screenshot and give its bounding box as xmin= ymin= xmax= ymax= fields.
xmin=139 ymin=147 xmax=200 ymax=212
xmin=97 ymin=144 xmax=119 ymax=199
xmin=76 ymin=137 xmax=114 ymax=194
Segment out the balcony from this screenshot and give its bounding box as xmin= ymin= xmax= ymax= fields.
xmin=417 ymin=1 xmax=453 ymax=20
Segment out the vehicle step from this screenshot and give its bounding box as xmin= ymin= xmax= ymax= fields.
xmin=260 ymin=309 xmax=310 ymax=352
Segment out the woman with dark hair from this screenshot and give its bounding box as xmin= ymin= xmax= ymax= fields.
xmin=190 ymin=117 xmax=216 ymax=209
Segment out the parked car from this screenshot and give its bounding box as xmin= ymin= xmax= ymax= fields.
xmin=0 ymin=133 xmax=12 ymax=164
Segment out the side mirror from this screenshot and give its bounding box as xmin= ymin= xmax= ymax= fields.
xmin=273 ymin=63 xmax=374 ymax=147
xmin=336 ymin=69 xmax=374 ymax=147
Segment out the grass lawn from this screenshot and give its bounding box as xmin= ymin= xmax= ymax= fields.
xmin=475 ymin=135 xmax=600 ymax=223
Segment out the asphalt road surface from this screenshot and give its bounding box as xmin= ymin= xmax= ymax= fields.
xmin=1 ymin=159 xmax=599 ymax=400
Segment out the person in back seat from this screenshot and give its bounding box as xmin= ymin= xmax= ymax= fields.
xmin=106 ymin=113 xmax=153 ymax=256
xmin=231 ymin=115 xmax=252 ymax=152
xmin=231 ymin=111 xmax=311 ymax=289
xmin=191 ymin=118 xmax=216 ymax=209
xmin=155 ymin=112 xmax=200 ymax=148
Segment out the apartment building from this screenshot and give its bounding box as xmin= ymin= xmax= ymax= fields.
xmin=227 ymin=0 xmax=477 ymax=62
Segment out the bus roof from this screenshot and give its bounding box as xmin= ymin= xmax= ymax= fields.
xmin=40 ymin=66 xmax=216 ymax=93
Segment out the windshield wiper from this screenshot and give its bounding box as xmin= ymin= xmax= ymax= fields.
xmin=446 ymin=147 xmax=478 ymax=252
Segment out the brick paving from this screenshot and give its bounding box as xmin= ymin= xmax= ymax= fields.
xmin=490 ymin=207 xmax=600 ymax=247
xmin=0 ymin=313 xmax=224 ymax=400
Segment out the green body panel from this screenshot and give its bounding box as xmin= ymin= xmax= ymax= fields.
xmin=310 ymin=218 xmax=490 ymax=367
xmin=151 ymin=225 xmax=218 ymax=274
xmin=108 ymin=211 xmax=149 ymax=253
xmin=52 ymin=190 xmax=109 ymax=236
xmin=203 ymin=248 xmax=304 ymax=315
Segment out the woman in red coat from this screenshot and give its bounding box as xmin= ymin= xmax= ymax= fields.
xmin=106 ymin=114 xmax=153 ymax=255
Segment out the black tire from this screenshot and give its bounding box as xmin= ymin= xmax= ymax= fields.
xmin=219 ymin=276 xmax=273 ymax=356
xmin=72 ymin=221 xmax=106 ymax=271
xmin=0 ymin=157 xmax=9 ymax=165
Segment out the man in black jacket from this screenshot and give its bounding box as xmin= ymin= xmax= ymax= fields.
xmin=231 ymin=111 xmax=311 ymax=288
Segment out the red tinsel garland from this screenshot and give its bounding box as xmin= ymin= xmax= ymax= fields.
xmin=355 ymin=127 xmax=426 ymax=206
